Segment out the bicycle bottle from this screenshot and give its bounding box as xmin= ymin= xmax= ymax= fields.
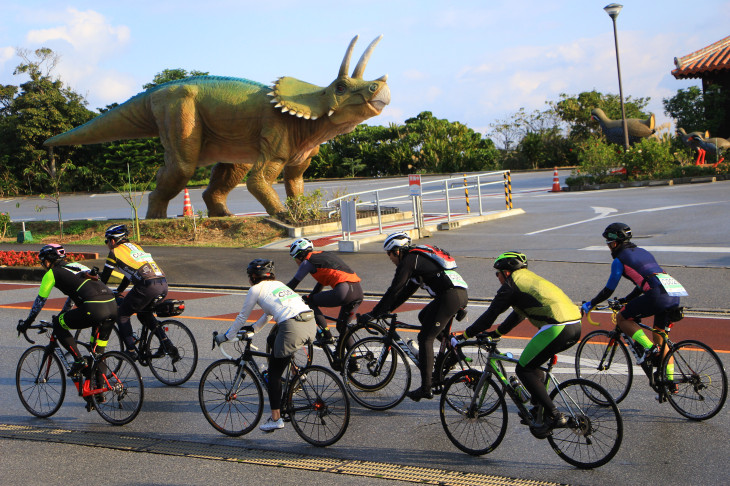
xmin=509 ymin=376 xmax=530 ymax=403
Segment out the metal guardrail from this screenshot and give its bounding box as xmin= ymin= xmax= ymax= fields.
xmin=326 ymin=171 xmax=513 ymax=238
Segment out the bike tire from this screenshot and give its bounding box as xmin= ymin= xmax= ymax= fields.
xmin=335 ymin=321 xmax=388 ymax=364
xmin=146 ymin=319 xmax=198 ymax=386
xmin=574 ymin=330 xmax=633 ymax=405
xmin=547 ymin=378 xmax=623 ymax=469
xmin=16 ymin=345 xmax=66 ymax=418
xmin=90 ymin=351 xmax=144 ymax=426
xmin=288 ymin=365 xmax=350 ymax=447
xmin=198 ymin=359 xmax=264 ymax=437
xmin=267 ymin=339 xmax=314 ymax=369
xmin=342 ymin=336 xmax=410 ymax=411
xmin=663 ymin=339 xmax=728 ymax=421
xmin=437 ymin=341 xmax=493 ymax=388
xmin=73 ymin=325 xmax=123 ymax=356
xmin=439 ymin=369 xmax=507 ymax=456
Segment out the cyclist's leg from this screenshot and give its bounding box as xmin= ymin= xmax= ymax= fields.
xmin=516 ymin=322 xmax=581 ymax=420
xmin=334 ymin=282 xmax=363 ymax=348
xmin=119 ymin=279 xmax=167 ymax=350
xmin=52 ymin=308 xmax=87 ymax=361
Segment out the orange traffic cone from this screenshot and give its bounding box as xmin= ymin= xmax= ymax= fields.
xmin=550 ymin=167 xmax=561 ymax=192
xmin=183 ymin=188 xmax=193 ymax=216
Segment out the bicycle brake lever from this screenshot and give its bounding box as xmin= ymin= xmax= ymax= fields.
xmin=212 ymin=331 xmax=218 ymax=350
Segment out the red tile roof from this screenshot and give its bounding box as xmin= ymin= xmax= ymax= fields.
xmin=672 ymin=35 xmax=730 ymax=79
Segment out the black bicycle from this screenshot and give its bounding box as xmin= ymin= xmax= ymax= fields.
xmin=16 ymin=319 xmax=144 ymax=425
xmin=74 ymin=297 xmax=197 ymax=386
xmin=198 ymin=330 xmax=350 ymax=447
xmin=576 ymin=299 xmax=727 ymax=420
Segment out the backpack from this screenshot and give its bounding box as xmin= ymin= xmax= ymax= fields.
xmin=409 ymin=245 xmax=457 ymax=270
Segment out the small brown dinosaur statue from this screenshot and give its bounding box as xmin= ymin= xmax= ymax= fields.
xmin=590 ymin=108 xmax=655 ymax=145
xmin=44 ymin=36 xmax=390 ymax=218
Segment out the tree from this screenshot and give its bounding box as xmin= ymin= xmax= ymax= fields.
xmin=663 ymin=85 xmax=728 ymax=136
xmin=143 ymin=68 xmax=209 ymax=89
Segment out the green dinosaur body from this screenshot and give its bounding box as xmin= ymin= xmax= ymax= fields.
xmin=44 ymin=36 xmax=390 ymax=218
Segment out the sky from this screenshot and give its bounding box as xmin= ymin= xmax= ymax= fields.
xmin=1 ymin=1 xmax=729 ymax=139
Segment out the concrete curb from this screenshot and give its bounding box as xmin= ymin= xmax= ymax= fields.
xmin=563 ymin=174 xmax=726 ymax=192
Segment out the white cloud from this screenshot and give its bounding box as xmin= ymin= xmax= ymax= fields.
xmin=0 ymin=46 xmax=15 ymax=67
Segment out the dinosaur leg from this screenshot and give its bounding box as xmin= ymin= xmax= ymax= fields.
xmin=203 ymin=162 xmax=252 ymax=217
xmin=247 ymin=158 xmax=286 ymax=215
xmin=283 ymin=147 xmax=317 ymax=198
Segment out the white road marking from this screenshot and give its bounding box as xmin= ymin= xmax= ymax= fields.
xmin=581 ymin=245 xmax=730 ymax=253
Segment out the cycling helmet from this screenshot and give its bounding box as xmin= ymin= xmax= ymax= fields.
xmin=289 ymin=237 xmax=314 ymax=259
xmin=105 ymin=224 xmax=129 ymax=242
xmin=39 ymin=244 xmax=66 ymax=264
xmin=602 ymin=222 xmax=632 ymax=243
xmin=247 ymin=259 xmax=275 ymax=278
xmin=493 ymin=251 xmax=528 ymax=272
xmin=383 ymin=232 xmax=411 ymax=253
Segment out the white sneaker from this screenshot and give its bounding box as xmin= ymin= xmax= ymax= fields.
xmin=259 ymin=417 xmax=285 ymax=432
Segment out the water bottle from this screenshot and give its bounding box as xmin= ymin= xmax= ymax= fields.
xmin=510 ymin=376 xmax=530 ymax=403
xmin=407 ymin=339 xmax=419 ymax=359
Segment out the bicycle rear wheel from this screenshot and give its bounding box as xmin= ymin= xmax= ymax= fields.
xmin=574 ymin=330 xmax=633 ymax=405
xmin=146 ymin=319 xmax=198 ymax=386
xmin=342 ymin=337 xmax=410 ymax=410
xmin=288 ymin=365 xmax=350 ymax=447
xmin=547 ymin=378 xmax=623 ymax=469
xmin=90 ymin=351 xmax=144 ymax=425
xmin=439 ymin=370 xmax=507 ymax=456
xmin=199 ymin=359 xmax=264 ymax=436
xmin=73 ymin=325 xmax=123 ymax=355
xmin=335 ymin=321 xmax=387 ymax=364
xmin=437 ymin=341 xmax=492 ymax=388
xmin=16 ymin=345 xmax=66 ymax=418
xmin=664 ymin=340 xmax=728 ymax=420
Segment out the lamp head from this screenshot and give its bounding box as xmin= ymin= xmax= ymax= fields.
xmin=604 ymin=3 xmax=623 ymax=19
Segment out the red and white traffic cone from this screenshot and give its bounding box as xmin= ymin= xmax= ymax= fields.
xmin=550 ymin=167 xmax=561 ymax=192
xmin=183 ymin=188 xmax=193 ymax=216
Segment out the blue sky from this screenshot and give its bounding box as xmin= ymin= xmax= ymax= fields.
xmin=1 ymin=1 xmax=728 ymax=139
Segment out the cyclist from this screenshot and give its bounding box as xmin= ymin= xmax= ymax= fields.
xmin=99 ymin=224 xmax=171 ymax=360
xmin=214 ymin=259 xmax=316 ymax=432
xmin=582 ymin=222 xmax=686 ymax=368
xmin=17 ymin=244 xmax=116 ymax=378
xmin=286 ymin=237 xmax=363 ymax=358
xmin=459 ymin=251 xmax=581 ymax=435
xmin=360 ymin=231 xmax=468 ymax=401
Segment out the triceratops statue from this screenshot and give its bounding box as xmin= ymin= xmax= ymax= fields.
xmin=45 ymin=35 xmax=390 ymax=218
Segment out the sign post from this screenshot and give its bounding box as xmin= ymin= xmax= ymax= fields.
xmin=409 ymin=174 xmax=426 ymax=238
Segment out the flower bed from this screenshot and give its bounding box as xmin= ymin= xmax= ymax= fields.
xmin=0 ymin=250 xmax=88 ymax=267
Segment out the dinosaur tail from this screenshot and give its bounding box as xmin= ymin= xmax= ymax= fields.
xmin=44 ymin=94 xmax=158 ymax=146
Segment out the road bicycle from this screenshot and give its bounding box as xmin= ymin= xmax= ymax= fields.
xmin=341 ymin=311 xmax=482 ymax=410
xmin=198 ymin=330 xmax=350 ymax=447
xmin=74 ymin=297 xmax=198 ymax=386
xmin=440 ymin=335 xmax=623 ymax=469
xmin=576 ymin=299 xmax=727 ymax=420
xmin=16 ymin=319 xmax=144 ymax=425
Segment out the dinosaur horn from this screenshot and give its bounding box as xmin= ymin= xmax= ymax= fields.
xmin=352 ymin=35 xmax=383 ymax=79
xmin=339 ymin=35 xmax=359 ymax=78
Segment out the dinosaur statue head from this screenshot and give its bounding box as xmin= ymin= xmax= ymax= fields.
xmin=268 ymin=35 xmax=390 ymax=126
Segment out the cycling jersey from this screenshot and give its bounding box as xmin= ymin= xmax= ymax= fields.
xmin=465 ymin=268 xmax=581 ymax=337
xmin=100 ymin=241 xmax=165 ymax=289
xmin=287 ymin=251 xmax=360 ymax=291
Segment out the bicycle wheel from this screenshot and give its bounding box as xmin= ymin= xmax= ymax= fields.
xmin=439 ymin=370 xmax=507 ymax=456
xmin=16 ymin=346 xmax=66 ymax=418
xmin=575 ymin=330 xmax=633 ymax=405
xmin=288 ymin=365 xmax=350 ymax=447
xmin=146 ymin=319 xmax=198 ymax=386
xmin=267 ymin=339 xmax=314 ymax=369
xmin=199 ymin=359 xmax=264 ymax=436
xmin=73 ymin=325 xmax=123 ymax=355
xmin=90 ymin=351 xmax=144 ymax=426
xmin=437 ymin=341 xmax=492 ymax=387
xmin=663 ymin=340 xmax=728 ymax=420
xmin=335 ymin=321 xmax=387 ymax=363
xmin=342 ymin=337 xmax=410 ymax=411
xmin=547 ymin=378 xmax=623 ymax=469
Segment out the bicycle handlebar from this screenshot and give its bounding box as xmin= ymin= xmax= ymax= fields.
xmin=585 ymin=298 xmax=624 ymax=326
xmin=211 ymin=330 xmax=256 ymax=360
xmin=17 ymin=320 xmax=52 ymax=345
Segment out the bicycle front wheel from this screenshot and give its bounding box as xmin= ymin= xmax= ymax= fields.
xmin=439 ymin=370 xmax=507 ymax=456
xmin=16 ymin=345 xmax=66 ymax=418
xmin=199 ymin=359 xmax=264 ymax=436
xmin=147 ymin=319 xmax=198 ymax=386
xmin=336 ymin=321 xmax=387 ymax=363
xmin=547 ymin=378 xmax=623 ymax=469
xmin=74 ymin=325 xmax=123 ymax=355
xmin=575 ymin=330 xmax=633 ymax=405
xmin=342 ymin=337 xmax=410 ymax=411
xmin=90 ymin=351 xmax=144 ymax=425
xmin=663 ymin=340 xmax=728 ymax=420
xmin=288 ymin=365 xmax=350 ymax=447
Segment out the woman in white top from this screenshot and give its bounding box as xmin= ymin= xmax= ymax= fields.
xmin=215 ymin=259 xmax=316 ymax=431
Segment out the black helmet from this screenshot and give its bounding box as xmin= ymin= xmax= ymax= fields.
xmin=39 ymin=244 xmax=66 ymax=264
xmin=603 ymin=222 xmax=632 ymax=243
xmin=493 ymin=251 xmax=528 ymax=272
xmin=105 ymin=224 xmax=129 ymax=242
xmin=247 ymin=259 xmax=275 ymax=278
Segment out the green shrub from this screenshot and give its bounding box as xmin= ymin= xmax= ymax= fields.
xmin=622 ymin=138 xmax=675 ymax=180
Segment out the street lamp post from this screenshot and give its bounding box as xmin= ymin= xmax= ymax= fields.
xmin=604 ymin=3 xmax=630 ymax=151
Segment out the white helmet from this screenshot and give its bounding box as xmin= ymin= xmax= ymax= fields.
xmin=289 ymin=237 xmax=314 ymax=259
xmin=383 ymin=232 xmax=411 ymax=252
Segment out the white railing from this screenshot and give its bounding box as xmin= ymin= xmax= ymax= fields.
xmin=326 ymin=171 xmax=513 ymax=238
